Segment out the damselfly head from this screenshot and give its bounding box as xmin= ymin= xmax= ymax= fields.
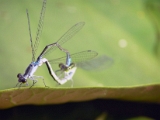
xmin=59 ymin=63 xmax=67 ymax=70
xmin=17 ymin=73 xmax=26 ymax=83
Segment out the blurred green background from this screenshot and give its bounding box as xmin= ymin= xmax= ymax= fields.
xmin=0 ymin=0 xmax=160 ymax=90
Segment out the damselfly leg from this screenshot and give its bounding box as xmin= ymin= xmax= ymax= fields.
xmin=29 ymin=75 xmax=49 ymax=88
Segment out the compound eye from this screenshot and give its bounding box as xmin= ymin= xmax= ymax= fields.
xmin=59 ymin=63 xmax=63 ymax=68
xmin=17 ymin=73 xmax=22 ymax=78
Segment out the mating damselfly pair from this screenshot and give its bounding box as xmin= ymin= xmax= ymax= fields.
xmin=16 ymin=0 xmax=112 ymax=88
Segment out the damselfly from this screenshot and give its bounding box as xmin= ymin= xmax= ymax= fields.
xmin=16 ymin=0 xmax=85 ymax=87
xmin=46 ymin=50 xmax=98 ymax=86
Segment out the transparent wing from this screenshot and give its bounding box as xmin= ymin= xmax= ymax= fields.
xmin=39 ymin=22 xmax=85 ymax=58
xmin=33 ymin=0 xmax=47 ymax=60
xmin=76 ymin=55 xmax=113 ymax=71
xmin=26 ymin=9 xmax=35 ymax=61
xmin=49 ymin=50 xmax=98 ymax=64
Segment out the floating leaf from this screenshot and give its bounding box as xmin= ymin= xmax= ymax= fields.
xmin=0 ymin=84 xmax=160 ymax=109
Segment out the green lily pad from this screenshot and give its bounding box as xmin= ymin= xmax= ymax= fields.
xmin=0 ymin=84 xmax=160 ymax=109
